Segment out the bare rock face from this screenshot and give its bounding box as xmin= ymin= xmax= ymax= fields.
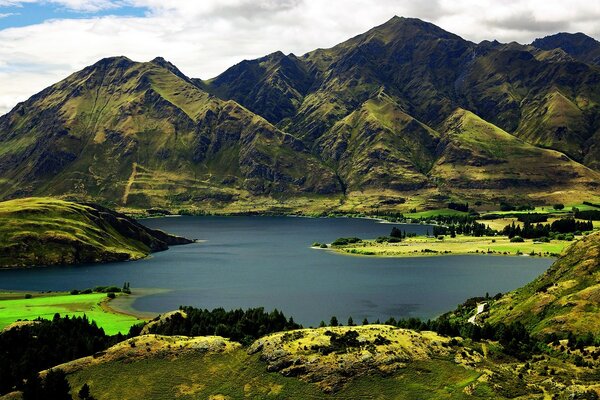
xmin=248 ymin=325 xmax=452 ymax=393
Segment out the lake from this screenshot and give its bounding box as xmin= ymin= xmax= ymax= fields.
xmin=0 ymin=216 xmax=551 ymax=326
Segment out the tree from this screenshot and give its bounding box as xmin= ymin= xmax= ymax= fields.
xmin=390 ymin=227 xmax=403 ymax=239
xmin=347 ymin=316 xmax=354 ymax=326
xmin=553 ymin=203 xmax=565 ymax=210
xmin=43 ymin=369 xmax=71 ymax=400
xmin=362 ymin=318 xmax=369 ymax=325
xmin=78 ymin=383 xmax=95 ymax=400
xmin=330 ymin=316 xmax=339 ymax=327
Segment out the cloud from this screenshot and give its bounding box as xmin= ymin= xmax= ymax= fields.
xmin=1 ymin=0 xmax=600 ymax=115
xmin=0 ymin=12 xmax=16 ymax=17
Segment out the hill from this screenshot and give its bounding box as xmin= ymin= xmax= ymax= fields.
xmin=485 ymin=231 xmax=600 ymax=337
xmin=0 ymin=197 xmax=191 ymax=268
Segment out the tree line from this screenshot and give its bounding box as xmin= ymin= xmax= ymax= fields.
xmin=145 ymin=306 xmax=300 ymax=345
xmin=502 ymin=218 xmax=593 ymax=239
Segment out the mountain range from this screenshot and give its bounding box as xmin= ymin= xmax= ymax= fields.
xmin=1 ymin=16 xmax=599 ymax=212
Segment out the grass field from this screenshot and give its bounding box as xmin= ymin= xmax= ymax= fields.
xmin=0 ymin=292 xmax=144 ymax=335
xmin=329 ymin=235 xmax=575 ymax=258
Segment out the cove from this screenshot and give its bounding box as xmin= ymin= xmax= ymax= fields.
xmin=0 ymin=216 xmax=551 ymax=326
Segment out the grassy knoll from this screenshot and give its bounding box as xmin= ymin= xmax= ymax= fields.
xmin=329 ymin=235 xmax=573 ymax=257
xmin=0 ymin=292 xmax=144 ymax=335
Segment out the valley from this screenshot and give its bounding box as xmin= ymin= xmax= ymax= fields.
xmin=1 ymin=11 xmax=600 ymax=400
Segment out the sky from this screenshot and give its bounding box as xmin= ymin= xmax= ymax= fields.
xmin=1 ymin=0 xmax=600 ymax=116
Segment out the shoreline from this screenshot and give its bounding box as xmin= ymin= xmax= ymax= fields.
xmin=103 ymin=287 xmax=169 ymax=320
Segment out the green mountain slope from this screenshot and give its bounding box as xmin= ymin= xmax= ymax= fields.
xmin=0 ymin=197 xmax=191 ymax=268
xmin=316 ymin=96 xmax=440 ymax=191
xmin=429 ymin=109 xmax=599 ymax=203
xmin=205 ymin=16 xmax=600 ymax=171
xmin=0 ymin=56 xmax=341 ymax=209
xmin=486 ymin=231 xmax=600 ymax=337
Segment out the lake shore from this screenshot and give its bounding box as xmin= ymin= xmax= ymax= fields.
xmin=103 ymin=287 xmax=168 ymax=320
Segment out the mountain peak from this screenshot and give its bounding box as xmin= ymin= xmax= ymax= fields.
xmin=371 ymin=16 xmax=460 ymax=42
xmin=150 ymin=56 xmax=193 ymax=82
xmin=532 ymin=32 xmax=600 ymax=64
xmin=91 ymin=56 xmax=134 ymax=69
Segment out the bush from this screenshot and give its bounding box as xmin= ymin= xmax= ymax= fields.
xmin=553 ymin=203 xmax=565 ymax=210
xmin=510 ymin=236 xmax=525 ymax=243
xmin=312 ymin=242 xmax=321 ymax=247
xmin=319 ymin=243 xmax=328 ymax=248
xmin=24 ymin=294 xmax=32 ymax=299
xmin=331 ymin=237 xmax=362 ymax=246
xmin=70 ymin=290 xmax=80 ymax=295
xmin=106 ymin=292 xmax=116 ymax=299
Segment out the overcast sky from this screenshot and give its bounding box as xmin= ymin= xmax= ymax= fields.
xmin=1 ymin=0 xmax=600 ymax=115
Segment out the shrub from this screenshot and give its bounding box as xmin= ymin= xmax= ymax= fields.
xmin=70 ymin=290 xmax=80 ymax=295
xmin=319 ymin=243 xmax=328 ymax=248
xmin=106 ymin=292 xmax=116 ymax=299
xmin=510 ymin=236 xmax=524 ymax=243
xmin=553 ymin=203 xmax=565 ymax=210
xmin=24 ymin=294 xmax=32 ymax=299
xmin=331 ymin=237 xmax=362 ymax=246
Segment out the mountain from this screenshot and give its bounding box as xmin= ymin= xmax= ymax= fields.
xmin=0 ymin=56 xmax=341 ymax=209
xmin=532 ymin=32 xmax=600 ymax=65
xmin=205 ymin=17 xmax=600 ymax=171
xmin=0 ymin=197 xmax=192 ymax=268
xmin=485 ymin=231 xmax=600 ymax=337
xmin=1 ymin=17 xmax=600 ymax=211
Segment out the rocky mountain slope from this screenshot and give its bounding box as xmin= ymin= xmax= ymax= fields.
xmin=0 ymin=197 xmax=192 ymax=268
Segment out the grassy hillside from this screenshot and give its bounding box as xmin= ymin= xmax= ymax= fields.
xmin=0 ymin=197 xmax=191 ymax=268
xmin=430 ymin=109 xmax=600 ymax=204
xmin=63 ymin=327 xmax=485 ymax=400
xmin=485 ymin=231 xmax=600 ymax=336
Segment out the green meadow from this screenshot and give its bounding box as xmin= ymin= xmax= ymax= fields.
xmin=0 ymin=292 xmax=143 ymax=335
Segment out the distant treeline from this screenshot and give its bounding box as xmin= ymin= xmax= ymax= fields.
xmin=432 ymin=221 xmax=495 ymax=237
xmin=575 ymin=209 xmax=600 ymax=221
xmin=145 ymin=306 xmax=301 ymax=345
xmin=448 ymin=202 xmax=469 ymax=212
xmin=582 ymin=201 xmax=600 ymax=209
xmin=499 ymin=202 xmax=535 ymax=212
xmin=502 ymin=218 xmax=593 ymax=239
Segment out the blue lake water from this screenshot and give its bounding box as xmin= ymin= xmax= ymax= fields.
xmin=0 ymin=216 xmax=551 ymax=325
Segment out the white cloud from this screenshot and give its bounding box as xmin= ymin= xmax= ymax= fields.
xmin=1 ymin=0 xmax=600 ymax=115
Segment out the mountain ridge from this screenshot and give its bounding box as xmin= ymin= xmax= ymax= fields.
xmin=1 ymin=17 xmax=599 ymax=211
